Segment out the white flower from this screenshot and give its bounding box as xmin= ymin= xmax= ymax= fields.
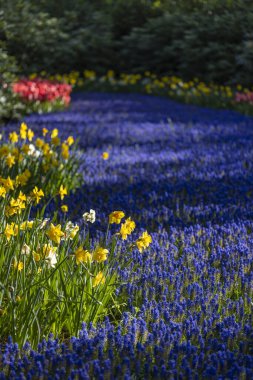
xmin=21 ymin=243 xmax=31 ymax=255
xmin=83 ymin=209 xmax=96 ymax=224
xmin=64 ymin=221 xmax=79 ymax=240
xmin=46 ymin=250 xmax=57 ymax=268
xmin=28 ymin=144 xmax=41 ymax=158
xmin=37 ymin=218 xmax=50 ymax=229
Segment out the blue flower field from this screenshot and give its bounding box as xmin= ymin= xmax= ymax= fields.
xmin=1 ymin=93 xmax=253 ymax=379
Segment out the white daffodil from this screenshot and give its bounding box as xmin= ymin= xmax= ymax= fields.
xmin=64 ymin=221 xmax=79 ymax=240
xmin=21 ymin=243 xmax=31 ymax=255
xmin=83 ymin=209 xmax=96 ymax=223
xmin=46 ymin=250 xmax=57 ymax=268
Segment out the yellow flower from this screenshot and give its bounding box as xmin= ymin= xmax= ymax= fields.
xmin=102 ymin=151 xmax=109 ymax=160
xmin=0 ymin=145 xmax=9 ymax=157
xmin=13 ymin=260 xmax=24 ymax=271
xmin=9 ymin=197 xmax=26 ymax=213
xmin=120 ymin=217 xmax=136 ymax=240
xmin=93 ymin=247 xmax=109 ymax=263
xmin=1 ymin=176 xmax=15 ymax=191
xmin=15 ymin=169 xmax=31 ymax=186
xmin=66 ymin=136 xmax=74 ymax=146
xmin=42 ymin=128 xmax=48 ymax=136
xmin=51 ymin=128 xmax=58 ymax=138
xmin=42 ymin=143 xmax=50 ymax=156
xmin=31 ymin=187 xmax=44 ymax=204
xmin=93 ymin=271 xmax=106 ymax=287
xmin=4 ymin=223 xmax=16 ymax=241
xmin=75 ymin=246 xmax=92 ymax=265
xmin=59 ymin=185 xmax=67 ymax=200
xmin=5 ymin=154 xmax=15 ymax=168
xmin=5 ymin=205 xmax=17 ymax=217
xmin=61 ymin=204 xmax=68 ymax=213
xmin=61 ymin=143 xmax=69 ymax=159
xmin=35 ymin=138 xmax=44 ymax=149
xmin=136 ymin=231 xmax=152 ymax=252
xmin=20 ymin=122 xmax=28 ymax=139
xmin=20 ymin=220 xmax=34 ymax=230
xmin=109 ymin=211 xmax=125 ymax=224
xmin=47 ymin=223 xmax=64 ymax=244
xmin=21 ymin=144 xmax=30 ymax=154
xmin=0 ymin=186 xmax=6 ymax=198
xmin=33 ymin=252 xmax=41 ymax=262
xmin=18 ymin=191 xmax=26 ymax=202
xmin=27 ymin=129 xmax=34 ymax=142
xmin=9 ymin=132 xmax=19 ymax=143
xmin=52 ymin=136 xmax=60 ymax=146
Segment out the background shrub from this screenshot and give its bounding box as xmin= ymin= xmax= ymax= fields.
xmin=1 ymin=0 xmax=253 ymax=85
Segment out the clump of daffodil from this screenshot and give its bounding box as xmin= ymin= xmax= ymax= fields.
xmin=109 ymin=211 xmax=125 ymax=224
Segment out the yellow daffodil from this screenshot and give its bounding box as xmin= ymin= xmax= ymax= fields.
xmin=93 ymin=271 xmax=106 ymax=287
xmin=31 ymin=187 xmax=44 ymax=204
xmin=120 ymin=217 xmax=136 ymax=240
xmin=15 ymin=169 xmax=31 ymax=186
xmin=27 ymin=129 xmax=34 ymax=142
xmin=9 ymin=132 xmax=18 ymax=144
xmin=13 ymin=260 xmax=24 ymax=271
xmin=1 ymin=176 xmax=15 ymax=191
xmin=93 ymin=247 xmax=109 ymax=262
xmin=136 ymin=231 xmax=152 ymax=252
xmin=51 ymin=128 xmax=58 ymax=138
xmin=5 ymin=154 xmax=15 ymax=168
xmin=61 ymin=204 xmax=68 ymax=213
xmin=102 ymin=151 xmax=109 ymax=160
xmin=109 ymin=211 xmax=125 ymax=224
xmin=0 ymin=186 xmax=6 ymax=198
xmin=75 ymin=246 xmax=92 ymax=265
xmin=66 ymin=136 xmax=74 ymax=146
xmin=20 ymin=220 xmax=34 ymax=230
xmin=35 ymin=138 xmax=44 ymax=149
xmin=59 ymin=185 xmax=67 ymax=200
xmin=4 ymin=223 xmax=16 ymax=241
xmin=52 ymin=136 xmax=60 ymax=146
xmin=20 ymin=122 xmax=27 ymax=139
xmin=61 ymin=143 xmax=69 ymax=159
xmin=42 ymin=127 xmax=48 ymax=136
xmin=47 ymin=223 xmax=64 ymax=244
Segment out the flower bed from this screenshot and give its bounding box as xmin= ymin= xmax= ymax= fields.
xmin=0 ymin=93 xmax=253 ymax=378
xmin=33 ymin=70 xmax=253 ymax=115
xmin=13 ymin=79 xmax=71 ymax=106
